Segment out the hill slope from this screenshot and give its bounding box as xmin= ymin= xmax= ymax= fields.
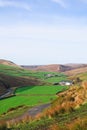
xmin=0 ymin=73 xmax=42 ymax=96
xmin=0 ymin=63 xmax=43 ymax=96
xmin=65 ymin=66 xmax=87 ymax=76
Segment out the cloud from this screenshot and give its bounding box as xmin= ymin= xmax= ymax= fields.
xmin=0 ymin=0 xmax=31 ymax=11
xmin=51 ymin=0 xmax=67 ymax=8
xmin=0 ymin=22 xmax=87 ymax=44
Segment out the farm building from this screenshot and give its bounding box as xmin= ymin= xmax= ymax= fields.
xmin=59 ymin=81 xmax=73 ymax=86
xmin=53 ymin=81 xmax=73 ymax=86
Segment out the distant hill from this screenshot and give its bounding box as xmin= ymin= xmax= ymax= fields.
xmin=22 ymin=64 xmax=87 ymax=73
xmin=65 ymin=63 xmax=87 ymax=69
xmin=22 ymin=64 xmax=71 ymax=72
xmin=65 ymin=66 xmax=87 ymax=76
xmin=35 ymin=64 xmax=72 ymax=72
xmin=0 ymin=59 xmax=20 ymax=67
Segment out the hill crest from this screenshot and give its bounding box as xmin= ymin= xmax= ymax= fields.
xmin=22 ymin=64 xmax=87 ymax=73
xmin=0 ymin=59 xmax=20 ymax=67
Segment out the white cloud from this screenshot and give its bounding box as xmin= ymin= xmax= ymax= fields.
xmin=51 ymin=0 xmax=67 ymax=8
xmin=0 ymin=23 xmax=87 ymax=43
xmin=0 ymin=0 xmax=31 ymax=11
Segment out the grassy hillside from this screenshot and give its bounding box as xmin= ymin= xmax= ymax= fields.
xmin=5 ymin=81 xmax=87 ymax=130
xmin=0 ymin=64 xmax=67 ymax=96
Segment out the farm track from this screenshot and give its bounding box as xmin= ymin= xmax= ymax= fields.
xmin=26 ymin=103 xmax=50 ymax=117
xmin=7 ymin=103 xmax=87 ymax=125
xmin=8 ymin=103 xmax=51 ymax=122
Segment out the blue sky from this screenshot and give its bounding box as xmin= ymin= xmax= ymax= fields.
xmin=0 ymin=0 xmax=87 ymax=65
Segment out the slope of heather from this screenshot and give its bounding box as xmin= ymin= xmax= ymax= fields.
xmin=0 ymin=73 xmax=42 ymax=96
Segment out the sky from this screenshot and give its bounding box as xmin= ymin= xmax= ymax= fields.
xmin=0 ymin=0 xmax=87 ymax=65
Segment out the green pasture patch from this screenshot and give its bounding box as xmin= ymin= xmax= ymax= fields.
xmin=0 ymin=85 xmax=67 ymax=114
xmin=45 ymin=76 xmax=66 ymax=83
xmin=0 ymin=95 xmax=56 ymax=114
xmin=15 ymin=85 xmax=65 ymax=95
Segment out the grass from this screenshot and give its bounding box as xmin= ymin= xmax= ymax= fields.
xmin=9 ymin=103 xmax=87 ymax=130
xmin=8 ymin=103 xmax=87 ymax=130
xmin=0 ymin=85 xmax=67 ymax=115
xmin=0 ymin=106 xmax=30 ymax=120
xmin=77 ymin=73 xmax=87 ymax=80
xmin=0 ymin=95 xmax=56 ymax=115
xmin=15 ymin=86 xmax=66 ymax=95
xmin=11 ymin=118 xmax=54 ymax=130
xmin=0 ymin=64 xmax=66 ymax=83
xmin=45 ymin=76 xmax=66 ymax=83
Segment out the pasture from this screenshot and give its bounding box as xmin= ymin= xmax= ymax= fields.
xmin=0 ymin=85 xmax=66 ymax=114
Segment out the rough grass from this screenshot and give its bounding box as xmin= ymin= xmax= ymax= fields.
xmin=8 ymin=103 xmax=87 ymax=130
xmin=0 ymin=106 xmax=29 ymax=120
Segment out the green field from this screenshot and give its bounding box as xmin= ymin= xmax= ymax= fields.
xmin=0 ymin=64 xmax=66 ymax=83
xmin=0 ymin=85 xmax=66 ymax=114
xmin=0 ymin=95 xmax=56 ymax=114
xmin=15 ymin=85 xmax=65 ymax=95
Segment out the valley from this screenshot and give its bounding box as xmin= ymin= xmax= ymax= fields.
xmin=0 ymin=60 xmax=87 ymax=130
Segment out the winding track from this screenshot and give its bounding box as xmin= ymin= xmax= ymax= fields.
xmin=26 ymin=103 xmax=50 ymax=117
xmin=7 ymin=103 xmax=51 ymax=122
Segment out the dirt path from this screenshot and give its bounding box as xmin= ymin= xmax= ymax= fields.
xmin=26 ymin=103 xmax=50 ymax=117
xmin=8 ymin=103 xmax=51 ymax=122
